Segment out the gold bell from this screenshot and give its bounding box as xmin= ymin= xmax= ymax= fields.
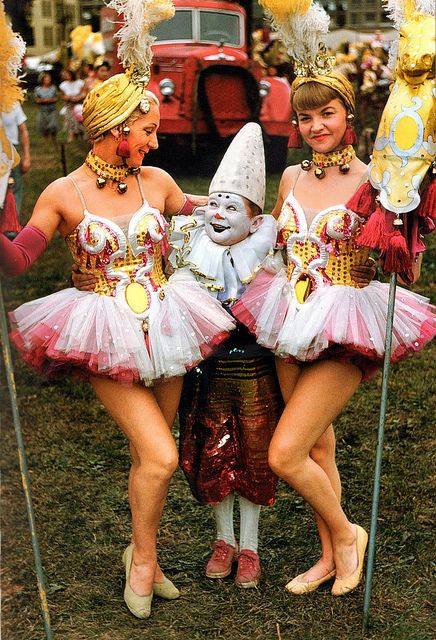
xmin=339 ymin=163 xmax=351 ymax=174
xmin=393 ymin=216 xmax=403 ymax=227
xmin=314 ymin=167 xmax=326 ymax=179
xmin=96 ymin=176 xmax=107 ymax=189
xmin=301 ymin=159 xmax=312 ymax=171
xmin=117 ymin=181 xmax=128 ymax=194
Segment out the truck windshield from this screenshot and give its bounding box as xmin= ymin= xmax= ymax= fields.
xmin=199 ymin=11 xmax=241 ymax=46
xmin=152 ymin=9 xmax=241 ymax=46
xmin=153 ymin=10 xmax=193 ymax=41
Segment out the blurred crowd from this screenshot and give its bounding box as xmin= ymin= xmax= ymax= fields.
xmin=29 ymin=59 xmax=113 ymax=143
xmin=252 ymin=27 xmax=392 ymax=112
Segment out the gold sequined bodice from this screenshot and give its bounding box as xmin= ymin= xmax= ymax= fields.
xmin=277 ymin=192 xmax=369 ymax=304
xmin=65 ymin=206 xmax=168 ymax=318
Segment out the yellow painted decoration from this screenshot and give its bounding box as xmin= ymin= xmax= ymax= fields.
xmin=125 ymin=282 xmax=150 ymax=314
xmin=369 ymin=11 xmax=436 ymax=214
xmin=393 ymin=115 xmax=418 ymax=150
xmin=295 ymin=276 xmax=311 ymax=304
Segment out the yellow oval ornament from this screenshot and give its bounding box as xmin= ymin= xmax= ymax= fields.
xmin=393 ymin=115 xmax=418 ymax=151
xmin=295 ymin=275 xmax=311 ymax=304
xmin=125 ymin=282 xmax=150 ymax=314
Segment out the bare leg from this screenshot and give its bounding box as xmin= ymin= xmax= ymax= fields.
xmin=269 ymin=359 xmax=362 ymax=579
xmin=303 ymin=425 xmax=340 ymax=580
xmin=153 ymin=376 xmax=184 ymax=427
xmin=276 ymin=360 xmax=338 ymax=579
xmin=150 ymin=375 xmax=183 ymax=583
xmin=91 ymin=377 xmax=180 ymax=596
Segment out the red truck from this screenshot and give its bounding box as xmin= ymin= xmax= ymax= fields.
xmin=101 ymin=0 xmax=292 ymax=171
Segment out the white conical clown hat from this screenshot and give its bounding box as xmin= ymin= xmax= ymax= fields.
xmin=209 ymin=123 xmax=265 ymax=211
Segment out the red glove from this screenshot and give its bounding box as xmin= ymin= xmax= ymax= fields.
xmin=0 ymin=224 xmax=48 ymax=276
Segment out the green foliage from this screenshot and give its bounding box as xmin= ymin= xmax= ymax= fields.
xmin=1 ymin=103 xmax=434 ymax=639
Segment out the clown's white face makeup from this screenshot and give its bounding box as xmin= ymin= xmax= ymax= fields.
xmin=205 ymin=193 xmax=261 ymax=246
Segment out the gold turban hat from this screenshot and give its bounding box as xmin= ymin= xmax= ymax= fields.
xmin=292 ymin=70 xmax=356 ymax=115
xmin=82 ymin=0 xmax=175 ymax=139
xmin=82 ymin=69 xmax=149 ymax=139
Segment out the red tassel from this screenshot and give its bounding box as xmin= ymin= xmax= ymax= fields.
xmin=116 ymin=139 xmax=131 ymax=158
xmin=417 ymin=180 xmax=436 ymax=218
xmin=356 ymin=206 xmax=386 ymax=249
xmin=342 ymin=124 xmax=358 ymax=146
xmin=345 ymin=181 xmax=378 ymax=217
xmin=288 ymin=124 xmax=302 ymax=149
xmin=0 ymin=189 xmax=22 ymax=234
xmin=381 ymin=229 xmax=412 ymax=273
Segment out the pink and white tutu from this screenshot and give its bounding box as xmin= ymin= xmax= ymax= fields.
xmin=9 ymin=205 xmax=235 ymax=385
xmin=232 ymin=195 xmax=435 ymax=380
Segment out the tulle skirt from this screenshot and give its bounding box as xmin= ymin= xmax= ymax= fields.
xmin=9 ymin=269 xmax=235 ymax=385
xmin=232 ymin=255 xmax=435 ymax=380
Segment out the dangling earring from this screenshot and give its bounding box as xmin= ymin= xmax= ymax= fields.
xmin=342 ymin=113 xmax=358 ymax=146
xmin=288 ymin=117 xmax=303 ymax=149
xmin=116 ymin=125 xmax=131 ymax=159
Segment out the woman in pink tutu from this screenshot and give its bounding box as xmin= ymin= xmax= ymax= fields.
xmin=0 ymin=1 xmax=235 ymax=619
xmin=233 ymin=2 xmax=435 ymax=597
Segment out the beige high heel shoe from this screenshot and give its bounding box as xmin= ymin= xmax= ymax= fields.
xmin=285 ymin=570 xmax=336 ymax=595
xmin=331 ymin=524 xmax=368 ymax=596
xmin=153 ymin=575 xmax=180 ymax=600
xmin=122 ymin=544 xmax=153 ymax=619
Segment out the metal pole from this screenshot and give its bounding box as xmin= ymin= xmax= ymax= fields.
xmin=362 ymin=271 xmax=397 ymax=633
xmin=0 ymin=280 xmax=54 ymax=640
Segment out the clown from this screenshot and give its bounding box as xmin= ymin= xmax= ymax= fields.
xmin=169 ymin=123 xmax=281 ymax=588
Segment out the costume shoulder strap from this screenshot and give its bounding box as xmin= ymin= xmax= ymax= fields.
xmin=135 ymin=172 xmax=149 ymax=207
xmin=290 ymin=167 xmax=303 ymax=193
xmin=67 ymin=176 xmax=87 ymax=211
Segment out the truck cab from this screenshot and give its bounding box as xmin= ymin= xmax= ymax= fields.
xmin=101 ymin=0 xmax=292 ymax=171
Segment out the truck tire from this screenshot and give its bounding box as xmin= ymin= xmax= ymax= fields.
xmin=266 ymin=136 xmax=289 ymax=173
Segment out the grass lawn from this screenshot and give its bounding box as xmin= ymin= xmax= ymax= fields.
xmin=1 ymin=102 xmax=435 ymax=640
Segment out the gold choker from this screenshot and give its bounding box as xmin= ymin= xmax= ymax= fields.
xmin=85 ymin=151 xmax=140 ymax=194
xmin=301 ymin=145 xmax=356 ymax=179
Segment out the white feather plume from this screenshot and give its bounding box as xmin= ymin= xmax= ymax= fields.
xmin=266 ymin=2 xmax=330 ymax=66
xmin=384 ymin=0 xmax=435 ymax=29
xmin=7 ymin=32 xmax=25 ymax=80
xmin=106 ymin=0 xmax=175 ymax=75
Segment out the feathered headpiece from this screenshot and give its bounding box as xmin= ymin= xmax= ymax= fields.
xmin=82 ymin=0 xmax=175 ymax=138
xmin=0 ymin=4 xmax=24 ymax=210
xmin=259 ymin=1 xmax=355 ymax=114
xmin=260 ymin=0 xmax=330 ymax=76
xmin=0 ymin=4 xmax=25 ymax=113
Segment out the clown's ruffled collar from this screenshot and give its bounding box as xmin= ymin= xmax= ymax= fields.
xmin=169 ymin=208 xmax=277 ymax=300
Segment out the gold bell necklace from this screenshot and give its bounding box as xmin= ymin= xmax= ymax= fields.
xmin=85 ymin=151 xmax=140 ymax=194
xmin=301 ymin=144 xmax=356 ymax=179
